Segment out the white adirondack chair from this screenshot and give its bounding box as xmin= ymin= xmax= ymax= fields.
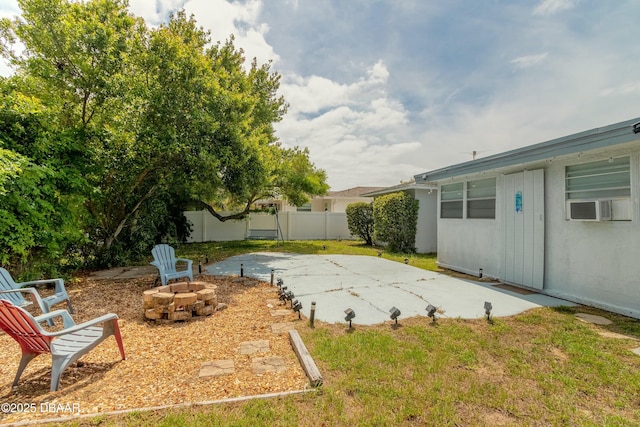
xmin=0 ymin=295 xmax=125 ymax=391
xmin=150 ymin=244 xmax=194 ymax=286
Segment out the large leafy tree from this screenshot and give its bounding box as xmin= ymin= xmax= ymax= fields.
xmin=0 ymin=0 xmax=328 ymax=268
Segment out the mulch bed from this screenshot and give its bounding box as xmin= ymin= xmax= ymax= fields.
xmin=0 ymin=273 xmax=308 ymax=424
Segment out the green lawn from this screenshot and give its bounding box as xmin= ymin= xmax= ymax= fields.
xmin=64 ymin=240 xmax=640 ymax=426
xmin=173 ymin=239 xmax=439 ymax=272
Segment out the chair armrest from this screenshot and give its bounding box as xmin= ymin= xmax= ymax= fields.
xmin=0 ymin=288 xmax=47 ymax=312
xmin=34 ymin=309 xmax=76 ymax=329
xmin=176 ymin=258 xmax=193 ymax=268
xmin=19 ymin=278 xmax=65 ymax=292
xmin=45 ymin=313 xmax=120 ymax=337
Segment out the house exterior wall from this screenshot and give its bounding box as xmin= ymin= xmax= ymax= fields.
xmin=436 ymin=176 xmax=503 ymax=278
xmin=435 ymin=146 xmax=640 ymax=319
xmin=412 ymin=189 xmax=438 ymax=253
xmin=542 ymin=151 xmax=640 ymax=318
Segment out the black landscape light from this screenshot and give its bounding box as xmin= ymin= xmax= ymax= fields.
xmin=426 ymin=304 xmax=437 ymax=322
xmin=404 ymin=258 xmax=409 ymax=264
xmin=292 ymin=299 xmax=303 ymax=319
xmin=277 ymin=278 xmax=284 ymax=288
xmin=484 ymin=301 xmax=493 ymax=320
xmin=344 ymin=308 xmax=355 ymax=329
xmin=389 ymin=306 xmax=401 ymax=325
xmin=285 ymin=290 xmax=295 ymax=306
xmin=279 ymin=287 xmax=289 ymax=302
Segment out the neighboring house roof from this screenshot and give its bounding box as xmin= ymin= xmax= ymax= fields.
xmin=414 ymin=117 xmax=640 ymax=183
xmin=326 ymin=187 xmax=385 ymax=198
xmin=362 ymin=182 xmax=437 ymax=197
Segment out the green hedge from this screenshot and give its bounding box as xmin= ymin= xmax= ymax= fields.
xmin=372 ymin=192 xmax=418 ymax=253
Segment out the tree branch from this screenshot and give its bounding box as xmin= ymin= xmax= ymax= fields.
xmin=104 ymin=186 xmax=157 ymax=248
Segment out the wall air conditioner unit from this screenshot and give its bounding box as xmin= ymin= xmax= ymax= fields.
xmin=568 ymin=200 xmax=612 ymax=221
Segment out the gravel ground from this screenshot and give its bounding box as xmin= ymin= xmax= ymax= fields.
xmin=0 ymin=272 xmax=308 ymax=424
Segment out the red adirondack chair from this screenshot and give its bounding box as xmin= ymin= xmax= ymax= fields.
xmin=0 ymin=296 xmax=125 ymax=391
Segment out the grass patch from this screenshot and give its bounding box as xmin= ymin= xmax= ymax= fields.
xmin=174 ymin=239 xmax=439 ymax=271
xmin=60 ymin=240 xmax=640 ymax=426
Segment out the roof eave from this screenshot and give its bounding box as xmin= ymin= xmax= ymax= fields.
xmin=415 ymin=117 xmax=640 ymax=183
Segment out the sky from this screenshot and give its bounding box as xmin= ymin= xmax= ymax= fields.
xmin=1 ymin=0 xmax=639 ymax=191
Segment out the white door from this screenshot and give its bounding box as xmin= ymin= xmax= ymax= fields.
xmin=502 ymin=169 xmax=545 ymax=289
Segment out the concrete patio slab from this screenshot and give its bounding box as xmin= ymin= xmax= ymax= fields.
xmin=207 ymin=252 xmax=575 ymax=325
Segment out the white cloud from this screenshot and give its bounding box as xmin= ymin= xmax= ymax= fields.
xmin=600 ymin=82 xmax=640 ymax=97
xmin=275 ymin=61 xmax=422 ymax=189
xmin=509 ymin=53 xmax=548 ymax=68
xmin=533 ymin=0 xmax=579 ymax=16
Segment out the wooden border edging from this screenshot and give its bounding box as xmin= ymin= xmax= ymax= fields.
xmin=289 ymin=329 xmax=323 ymax=387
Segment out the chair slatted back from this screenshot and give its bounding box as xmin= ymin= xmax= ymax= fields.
xmin=0 ymin=268 xmax=29 ymax=307
xmin=0 ymin=300 xmax=52 ymax=354
xmin=152 ymin=245 xmax=177 ymax=274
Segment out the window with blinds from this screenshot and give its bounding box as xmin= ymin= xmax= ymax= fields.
xmin=467 ymin=177 xmax=496 ymax=219
xmin=440 ymin=182 xmax=463 ymax=218
xmin=566 ymin=157 xmax=630 ymax=200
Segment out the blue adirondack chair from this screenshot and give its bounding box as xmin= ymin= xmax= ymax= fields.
xmin=0 ymin=267 xmax=74 ymax=326
xmin=150 ymin=244 xmax=194 ymax=286
xmin=0 ymin=295 xmax=125 ymax=391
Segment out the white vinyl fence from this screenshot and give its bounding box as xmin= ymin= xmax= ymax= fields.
xmin=183 ymin=210 xmax=355 ymax=243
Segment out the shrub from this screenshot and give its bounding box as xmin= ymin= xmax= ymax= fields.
xmin=373 ymin=192 xmax=418 ymax=253
xmin=346 ymin=202 xmax=374 ymax=245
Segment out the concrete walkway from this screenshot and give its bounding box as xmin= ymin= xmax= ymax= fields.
xmin=206 ymin=252 xmax=575 ymax=325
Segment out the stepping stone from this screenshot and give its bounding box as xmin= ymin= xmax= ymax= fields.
xmin=252 ymin=356 xmax=287 ymax=374
xmin=199 ymin=360 xmax=235 ymax=378
xmin=271 ymin=322 xmax=295 ymax=334
xmin=271 ymin=309 xmax=291 ymax=317
xmin=575 ymin=313 xmax=613 ymax=325
xmin=240 ymin=339 xmax=270 ymax=355
xmin=632 ymin=348 xmax=640 ymax=356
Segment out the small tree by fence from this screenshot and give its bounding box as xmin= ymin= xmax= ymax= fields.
xmin=345 ymin=202 xmax=374 ymax=245
xmin=373 ymin=192 xmax=419 ymax=253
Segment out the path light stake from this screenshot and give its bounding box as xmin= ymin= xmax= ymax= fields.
xmin=270 ymin=269 xmax=275 ymax=286
xmin=198 ymin=260 xmax=202 ymax=274
xmin=240 ymin=263 xmax=244 ymax=277
xmin=389 ymin=306 xmax=401 ymax=325
xmin=344 ymin=308 xmax=355 ymax=329
xmin=309 ymin=301 xmax=316 ymax=328
xmin=285 ymin=291 xmax=295 ymax=307
xmin=426 ymin=304 xmax=437 ymax=323
xmin=206 ymin=254 xmax=209 ymax=264
xmin=484 ymin=301 xmax=493 ymax=321
xmin=292 ymin=299 xmax=303 ymax=319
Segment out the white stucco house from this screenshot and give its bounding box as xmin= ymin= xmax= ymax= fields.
xmin=414 ymin=117 xmax=640 ymax=319
xmin=363 ymin=182 xmax=438 ymax=254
